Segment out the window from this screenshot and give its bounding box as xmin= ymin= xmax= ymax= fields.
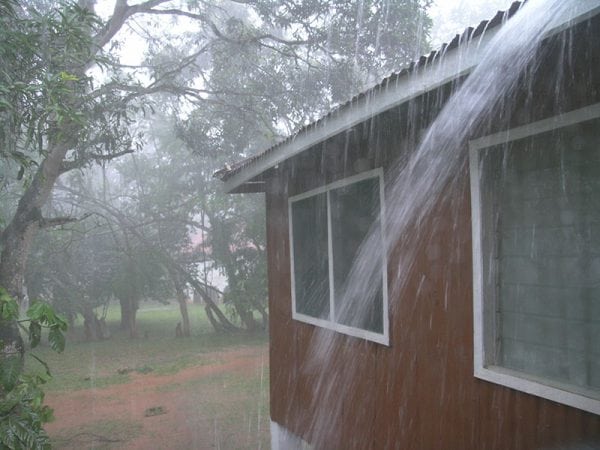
xmin=289 ymin=168 xmax=389 ymax=345
xmin=470 ymin=103 xmax=600 ymax=415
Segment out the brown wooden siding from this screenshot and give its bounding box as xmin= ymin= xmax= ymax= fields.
xmin=265 ymin=16 xmax=600 ymax=450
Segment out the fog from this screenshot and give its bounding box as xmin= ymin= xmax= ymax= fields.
xmin=1 ymin=0 xmax=597 ymax=448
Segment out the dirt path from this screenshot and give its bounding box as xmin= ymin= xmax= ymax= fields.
xmin=45 ymin=346 xmax=270 ymax=449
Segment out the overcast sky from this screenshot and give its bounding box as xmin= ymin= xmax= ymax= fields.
xmin=97 ymin=0 xmax=519 ymax=66
xmin=429 ymin=0 xmax=516 ymax=47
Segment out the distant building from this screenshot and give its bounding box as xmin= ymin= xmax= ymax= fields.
xmin=219 ymin=2 xmax=600 ymax=448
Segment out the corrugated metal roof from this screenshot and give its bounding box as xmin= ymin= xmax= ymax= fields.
xmin=215 ymin=2 xmax=525 ymax=186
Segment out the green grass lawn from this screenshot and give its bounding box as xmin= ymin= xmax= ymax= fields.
xmin=26 ymin=301 xmax=268 ymax=392
xmin=26 ymin=301 xmax=270 ymax=449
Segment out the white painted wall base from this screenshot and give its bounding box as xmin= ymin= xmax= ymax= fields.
xmin=270 ymin=420 xmax=313 ymax=450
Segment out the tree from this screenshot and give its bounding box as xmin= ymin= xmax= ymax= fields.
xmin=26 ymin=209 xmax=172 ymax=339
xmin=171 ymin=1 xmax=432 ymax=332
xmin=250 ymin=0 xmax=433 ymax=90
xmin=89 ymin=122 xmax=242 ymax=334
xmin=0 ymin=289 xmax=67 ymax=450
xmin=0 ymin=0 xmax=137 ymax=304
xmin=0 ymin=0 xmax=105 ymax=365
xmin=33 ymin=149 xmax=238 ymax=335
xmin=204 ymin=194 xmax=267 ymax=331
xmin=1 ymin=0 xmax=432 ymax=336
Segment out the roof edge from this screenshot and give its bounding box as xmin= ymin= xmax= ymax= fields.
xmin=223 ymin=0 xmax=600 ymax=194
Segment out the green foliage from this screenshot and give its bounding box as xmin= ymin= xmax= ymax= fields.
xmin=26 ymin=301 xmax=68 ymax=353
xmin=0 ymin=1 xmax=101 ymax=172
xmin=169 ymin=0 xmax=432 ymax=331
xmin=254 ymin=0 xmax=432 ymax=99
xmin=9 ymin=0 xmax=433 ymax=338
xmin=0 ymin=0 xmax=145 ymax=187
xmin=207 ymin=193 xmax=267 ymax=328
xmin=0 ymin=289 xmax=19 ymax=321
xmin=27 ymin=216 xmax=173 ymax=323
xmin=0 ymin=290 xmax=67 ymax=450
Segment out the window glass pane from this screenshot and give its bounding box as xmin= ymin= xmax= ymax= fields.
xmin=330 ymin=177 xmax=383 ymax=333
xmin=483 ymin=118 xmax=600 ymax=392
xmin=291 ymin=193 xmax=330 ymax=320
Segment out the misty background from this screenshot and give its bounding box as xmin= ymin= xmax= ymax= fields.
xmin=0 ymin=0 xmax=516 ymax=447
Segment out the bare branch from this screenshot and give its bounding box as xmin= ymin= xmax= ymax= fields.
xmin=140 ymin=8 xmax=310 ymax=46
xmin=94 ymin=0 xmax=171 ymax=49
xmin=90 ymin=149 xmax=134 ymax=161
xmin=39 ymin=213 xmax=92 ymax=229
xmin=60 ymin=149 xmax=134 ymax=174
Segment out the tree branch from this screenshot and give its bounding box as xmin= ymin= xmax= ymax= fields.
xmin=60 ymin=149 xmax=134 ymax=174
xmin=140 ymin=8 xmax=310 ymax=46
xmin=94 ymin=0 xmax=172 ymax=49
xmin=39 ymin=213 xmax=91 ymax=229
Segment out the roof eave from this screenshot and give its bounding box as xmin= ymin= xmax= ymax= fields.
xmin=223 ymin=27 xmax=496 ymax=194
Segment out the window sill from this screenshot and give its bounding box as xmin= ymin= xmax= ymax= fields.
xmin=292 ymin=312 xmax=390 ymax=346
xmin=475 ymin=364 xmax=600 ymax=415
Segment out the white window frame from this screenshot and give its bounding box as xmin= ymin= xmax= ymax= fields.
xmin=469 ymin=102 xmax=600 ymax=415
xmin=288 ymin=168 xmax=389 ymax=346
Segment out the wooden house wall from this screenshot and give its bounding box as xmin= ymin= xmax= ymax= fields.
xmin=265 ymin=16 xmax=600 ymax=449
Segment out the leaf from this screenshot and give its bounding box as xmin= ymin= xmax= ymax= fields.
xmin=38 ymin=405 xmax=54 ymax=424
xmin=0 ymin=99 xmax=14 ymax=111
xmin=26 ymin=300 xmax=46 ymax=321
xmin=28 ymin=382 xmax=45 ymax=409
xmin=0 ymin=396 xmax=20 ymax=415
xmin=47 ymin=327 xmax=65 ymax=353
xmin=29 ymin=354 xmax=51 ymax=378
xmin=53 ymin=313 xmax=68 ymax=332
xmin=58 ymin=71 xmax=79 ymax=82
xmin=0 ymin=288 xmax=18 ymax=320
xmin=0 ymin=356 xmax=22 ymax=391
xmin=12 ymin=416 xmax=37 ymax=450
xmin=0 ymin=420 xmax=16 ymax=448
xmin=26 ymin=301 xmax=55 ymax=324
xmin=28 ymin=321 xmax=41 ymax=348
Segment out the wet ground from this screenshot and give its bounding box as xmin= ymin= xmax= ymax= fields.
xmin=46 ymin=345 xmax=270 ymax=449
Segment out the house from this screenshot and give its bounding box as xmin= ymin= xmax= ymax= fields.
xmin=217 ymin=2 xmax=600 ymax=448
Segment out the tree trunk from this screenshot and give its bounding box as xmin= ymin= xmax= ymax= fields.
xmin=119 ymin=295 xmax=138 ymax=338
xmin=174 ymin=282 xmax=191 ymax=338
xmin=0 ymin=139 xmax=73 ymax=291
xmin=187 ymin=281 xmax=238 ymax=332
xmin=165 ymin=261 xmax=236 ymax=332
xmin=176 ymin=293 xmax=191 ymax=338
xmin=249 ymin=296 xmax=268 ymax=330
xmin=119 ymin=295 xmax=136 ymax=332
xmin=82 ymin=306 xmax=111 ymax=341
xmin=0 ymin=224 xmax=38 ymax=306
xmin=238 ymin=306 xmax=258 ymax=332
xmin=0 ymin=142 xmax=71 ymax=360
xmin=168 ymin=267 xmax=191 ymax=337
xmin=0 ymin=319 xmax=24 ymax=367
xmin=83 ymin=306 xmax=99 ymax=341
xmin=221 ymin=262 xmax=257 ymax=331
xmin=0 ymin=224 xmax=34 ymax=361
xmin=119 ymin=233 xmax=140 ymax=339
xmin=128 ymin=305 xmax=138 ymax=338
